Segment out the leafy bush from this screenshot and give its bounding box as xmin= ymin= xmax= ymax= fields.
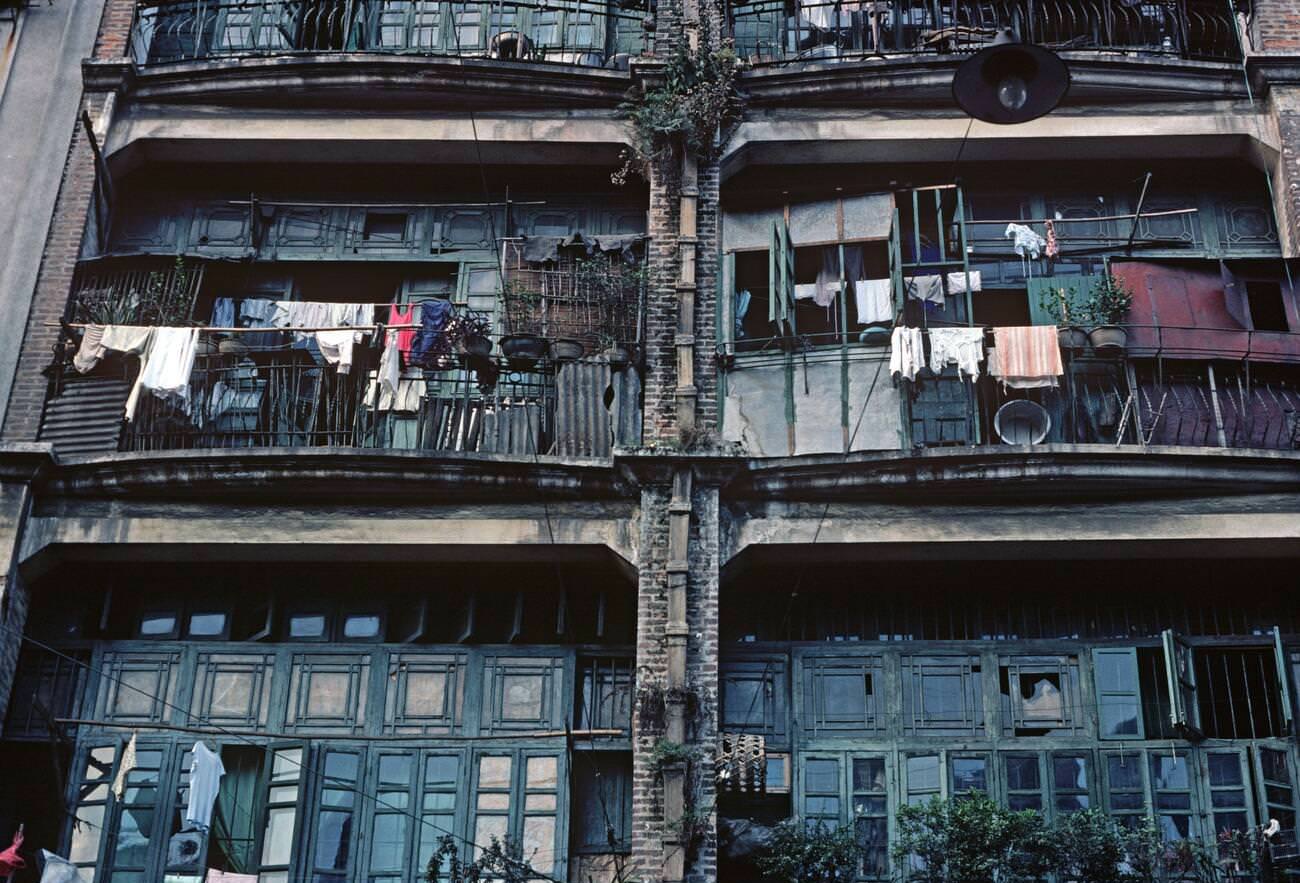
xmin=754 ymin=818 xmax=863 ymax=883
xmin=892 ymin=793 xmax=1057 ymax=883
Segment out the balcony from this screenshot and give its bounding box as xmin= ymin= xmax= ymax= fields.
xmin=130 ymin=0 xmax=650 ymax=70
xmin=727 ymin=0 xmax=1241 ymax=66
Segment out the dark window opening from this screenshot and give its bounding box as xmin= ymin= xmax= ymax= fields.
xmin=734 ymin=250 xmax=773 ymax=348
xmin=1137 ymin=647 xmax=1179 ymax=740
xmin=362 ymin=212 xmax=409 ymax=243
xmin=972 ymin=290 xmax=1032 ymax=327
xmin=208 ymin=745 xmax=263 ymax=875
xmin=571 ymin=753 xmax=632 ymax=853
xmin=1247 ymin=281 xmax=1289 ymax=332
xmin=1195 ymin=647 xmax=1286 ymax=739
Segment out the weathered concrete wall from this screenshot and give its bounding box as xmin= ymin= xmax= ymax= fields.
xmin=0 ymin=0 xmax=107 ymax=431
xmin=722 ymin=354 xmax=903 ymax=456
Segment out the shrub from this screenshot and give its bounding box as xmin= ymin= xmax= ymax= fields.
xmin=754 ymin=818 xmax=863 ymax=883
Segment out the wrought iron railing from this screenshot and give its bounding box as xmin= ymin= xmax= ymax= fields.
xmin=130 ymin=0 xmax=649 ymax=68
xmin=728 ymin=0 xmax=1241 ymax=66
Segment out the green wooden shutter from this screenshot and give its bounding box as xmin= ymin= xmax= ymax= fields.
xmin=1275 ymin=626 xmax=1294 ymax=733
xmin=1027 ymin=276 xmax=1088 ymax=326
xmin=1091 ymin=647 xmax=1145 ymax=740
xmin=1161 ymin=629 xmax=1202 ymax=739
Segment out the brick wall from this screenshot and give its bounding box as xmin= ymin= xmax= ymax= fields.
xmin=93 ymin=0 xmax=137 ymax=59
xmin=0 ymin=96 xmax=101 ymax=442
xmin=644 ymin=164 xmax=684 ymax=444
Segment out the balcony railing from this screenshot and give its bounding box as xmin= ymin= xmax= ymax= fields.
xmin=131 ymin=0 xmax=649 ymax=69
xmin=728 ymin=0 xmax=1240 ymax=66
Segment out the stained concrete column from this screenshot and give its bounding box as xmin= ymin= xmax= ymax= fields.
xmin=0 ymin=444 xmax=53 ymax=720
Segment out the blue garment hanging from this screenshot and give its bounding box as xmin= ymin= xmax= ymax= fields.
xmin=410 ymin=299 xmax=454 ymax=367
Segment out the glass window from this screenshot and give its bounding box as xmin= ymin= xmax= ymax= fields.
xmin=1093 ymin=648 xmax=1144 ymax=740
xmin=69 ymin=745 xmax=117 ymax=872
xmin=902 ymin=657 xmax=983 ymax=735
xmin=418 ymin=754 xmax=461 ymax=873
xmin=1150 ymin=751 xmax=1195 ymax=841
xmin=289 ymin=614 xmax=327 ymax=639
xmin=951 ymin=757 xmax=988 ymax=796
xmin=906 ymin=755 xmax=942 ymax=806
xmin=576 ymin=657 xmax=633 ymax=732
xmin=852 ymin=757 xmax=888 ymax=878
xmin=805 ymin=658 xmax=883 ymax=732
xmin=311 ymin=750 xmax=360 ymax=880
xmin=1205 ymin=752 xmax=1250 ymax=838
xmin=1260 ymin=747 xmax=1297 ymax=831
xmin=1052 ymin=754 xmax=1090 ymax=814
xmin=187 ymin=613 xmax=227 ymax=637
xmin=1004 ymin=754 xmax=1043 ymax=810
xmin=1104 ymin=753 xmax=1146 ymax=830
xmin=803 ymin=758 xmax=841 ymax=826
xmin=139 ymin=613 xmax=178 ymax=637
xmin=473 ymin=754 xmax=513 ymax=862
xmin=342 ymin=614 xmax=381 ymax=640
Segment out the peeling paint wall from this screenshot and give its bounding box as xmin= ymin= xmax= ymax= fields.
xmin=722 ymin=352 xmax=903 ymax=456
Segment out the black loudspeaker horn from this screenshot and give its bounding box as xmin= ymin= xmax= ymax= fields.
xmin=952 ymin=29 xmax=1071 ymax=125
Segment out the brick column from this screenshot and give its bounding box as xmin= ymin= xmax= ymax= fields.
xmin=1 ymin=0 xmax=136 ymax=441
xmin=627 ymin=457 xmax=727 ymax=883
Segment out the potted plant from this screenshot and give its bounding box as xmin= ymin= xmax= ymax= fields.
xmin=448 ymin=311 xmax=493 ymax=359
xmin=549 ymin=338 xmax=586 ymax=362
xmin=1085 ymin=272 xmax=1133 ymax=353
xmin=500 ymin=334 xmax=547 ymax=369
xmin=1037 ymin=282 xmax=1090 ymax=352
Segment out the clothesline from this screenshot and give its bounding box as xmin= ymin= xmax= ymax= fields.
xmin=50 ymin=322 xmax=420 ymax=333
xmin=973 ymin=207 xmax=1198 ymax=226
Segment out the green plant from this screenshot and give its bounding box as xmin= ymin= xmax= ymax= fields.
xmin=78 ymin=256 xmax=197 ymax=326
xmin=892 ymin=793 xmax=1057 ymax=883
xmin=1037 ymin=282 xmax=1089 ymax=326
xmin=1055 ymin=808 xmax=1129 ymax=883
xmin=615 ymin=3 xmax=743 ymax=183
xmin=651 ymin=737 xmax=696 ymax=767
xmin=424 ymin=834 xmax=537 ymax=883
xmin=755 ymin=818 xmax=863 ymax=883
xmin=1086 ymin=272 xmax=1134 ymax=326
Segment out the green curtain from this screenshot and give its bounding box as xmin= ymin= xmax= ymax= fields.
xmin=208 ymin=749 xmax=261 ymax=874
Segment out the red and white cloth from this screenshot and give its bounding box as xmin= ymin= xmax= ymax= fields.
xmin=991 ymin=326 xmax=1063 ymax=389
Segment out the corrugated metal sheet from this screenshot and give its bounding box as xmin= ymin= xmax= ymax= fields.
xmin=39 ymin=376 xmax=129 ymax=456
xmin=554 ymin=356 xmax=640 ymax=457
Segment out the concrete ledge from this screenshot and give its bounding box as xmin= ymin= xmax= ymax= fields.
xmin=39 ymin=447 xmax=630 ymax=501
xmin=729 ymin=444 xmax=1300 ymax=500
xmin=120 ymin=53 xmax=634 ymax=109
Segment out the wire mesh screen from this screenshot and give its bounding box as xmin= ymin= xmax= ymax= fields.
xmin=501 ymin=242 xmax=643 ymax=354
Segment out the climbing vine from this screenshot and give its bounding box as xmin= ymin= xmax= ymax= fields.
xmin=613 ymin=1 xmax=744 ymax=184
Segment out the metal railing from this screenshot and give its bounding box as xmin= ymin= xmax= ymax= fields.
xmin=130 ymin=0 xmax=649 ymax=69
xmin=121 ymin=352 xmax=574 ymax=454
xmin=728 ymin=0 xmax=1241 ymax=66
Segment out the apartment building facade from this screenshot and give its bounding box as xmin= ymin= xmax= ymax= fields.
xmin=1 ymin=0 xmax=1300 ymax=880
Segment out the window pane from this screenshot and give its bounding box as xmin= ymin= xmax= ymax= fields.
xmin=378 ymin=756 xmax=411 ymax=786
xmin=952 ymin=758 xmax=987 ymax=793
xmin=263 ymin=808 xmax=296 ymax=864
xmin=69 ymin=805 xmax=104 ymax=863
xmin=307 ymin=673 xmax=351 ymax=717
xmin=314 ymin=810 xmax=352 ymax=870
xmin=474 ymin=815 xmax=509 ymax=856
xmin=477 ymin=794 xmax=509 ymax=810
xmin=1111 ymin=793 xmax=1144 ymax=810
xmin=921 ymin=673 xmax=963 ymax=719
xmin=114 ymin=808 xmax=153 ymax=866
xmin=1207 ymin=754 xmax=1243 ymax=787
xmin=723 ymin=680 xmax=761 ymax=723
xmin=1019 ymin=674 xmax=1063 ymax=720
xmin=1055 ymin=795 xmax=1090 ymax=812
xmin=825 ymin=673 xmax=869 ymax=715
xmin=526 ymin=756 xmax=558 ymax=789
xmin=502 ymin=675 xmax=544 ymax=720
xmin=805 ymin=759 xmax=838 ymax=793
xmin=426 ymin=756 xmax=459 ymax=786
xmin=479 ymin=756 xmax=512 ymax=790
xmin=370 ymin=815 xmax=408 ymax=871
xmin=140 ymin=614 xmax=177 ymax=636
xmin=526 ymin=794 xmax=556 ymax=812
xmin=1053 ymin=757 xmax=1088 ymax=791
xmin=405 ymin=672 xmax=449 ymax=717
xmin=1099 ymin=696 xmax=1140 ymax=737
xmin=343 ymin=615 xmax=381 ymax=639
xmin=290 ymin=615 xmax=326 ymax=638
xmin=1009 ymin=795 xmax=1042 ymax=810
xmin=856 ymin=817 xmax=887 ymax=876
xmin=272 ymin=749 xmax=301 ymax=782
xmin=522 ymin=816 xmax=556 ymax=871
xmin=907 ymin=755 xmax=940 ymax=792
xmin=324 ymin=753 xmax=359 ymax=783
xmin=1151 ymin=756 xmax=1189 ymax=790
xmin=1005 ymin=756 xmax=1040 ymax=791
xmin=805 ymin=796 xmax=840 ymax=815
xmin=1107 ymin=755 xmax=1141 ymax=790
xmin=853 ymin=758 xmax=885 ymax=793
xmin=1263 ymin=748 xmax=1290 ymax=783
xmin=188 ymin=613 xmax=227 ymax=636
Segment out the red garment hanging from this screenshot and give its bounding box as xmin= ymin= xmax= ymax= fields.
xmin=0 ymin=828 xmax=25 ymax=873
xmin=388 ymin=303 xmax=417 ymax=366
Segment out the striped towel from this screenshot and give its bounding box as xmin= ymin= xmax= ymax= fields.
xmin=992 ymin=326 xmax=1063 ymax=389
